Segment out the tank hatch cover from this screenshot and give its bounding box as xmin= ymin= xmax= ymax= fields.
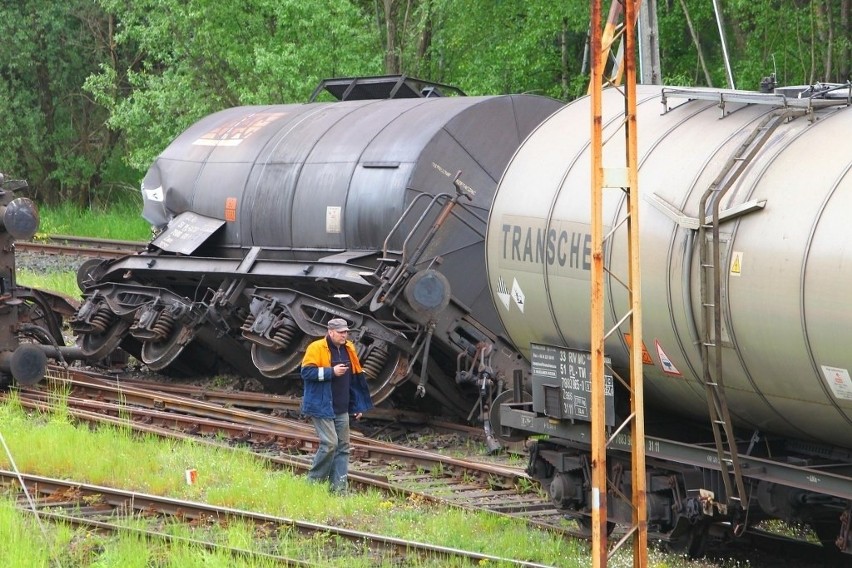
xmin=309 ymin=75 xmax=465 ymax=102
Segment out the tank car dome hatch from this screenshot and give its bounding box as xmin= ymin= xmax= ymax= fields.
xmin=307 ymin=75 xmax=465 ymax=102
xmin=487 ymin=83 xmax=852 ymax=448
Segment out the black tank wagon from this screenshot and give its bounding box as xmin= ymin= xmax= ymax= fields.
xmin=71 ymin=76 xmax=563 ymax=423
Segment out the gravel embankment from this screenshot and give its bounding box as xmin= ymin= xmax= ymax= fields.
xmin=16 ymin=251 xmax=88 ymax=275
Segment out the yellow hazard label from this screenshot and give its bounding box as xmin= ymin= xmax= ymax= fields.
xmin=730 ymin=251 xmax=743 ymax=276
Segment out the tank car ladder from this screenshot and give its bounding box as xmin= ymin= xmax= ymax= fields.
xmin=697 ymin=109 xmax=796 ymax=517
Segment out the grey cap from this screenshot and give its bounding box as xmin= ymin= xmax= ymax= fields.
xmin=327 ymin=318 xmax=350 ymax=332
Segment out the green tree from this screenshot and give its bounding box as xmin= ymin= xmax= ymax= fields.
xmin=0 ymin=1 xmax=133 ymax=206
xmin=88 ymin=0 xmax=382 ymax=171
xmin=658 ymin=0 xmax=852 ymax=89
xmin=2 ymin=0 xmax=849 ymax=210
xmin=414 ymin=0 xmax=590 ymax=99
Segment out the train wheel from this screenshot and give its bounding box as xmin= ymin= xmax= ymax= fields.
xmin=79 ymin=319 xmax=130 ymax=360
xmin=576 ymin=515 xmax=616 ymax=537
xmin=251 ymin=335 xmax=310 ymax=379
xmin=141 ymin=326 xmax=190 ymax=371
xmin=362 ymin=346 xmax=409 ymax=406
xmin=665 ymin=519 xmax=710 ymax=558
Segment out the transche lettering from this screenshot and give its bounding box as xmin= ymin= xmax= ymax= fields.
xmin=501 ymin=221 xmax=592 ymax=270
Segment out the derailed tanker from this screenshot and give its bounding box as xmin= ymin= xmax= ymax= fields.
xmin=488 ymin=83 xmax=852 ymax=552
xmin=72 ymin=76 xmax=562 ymax=418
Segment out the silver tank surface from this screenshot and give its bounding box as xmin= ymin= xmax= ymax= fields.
xmin=142 ymin=95 xmax=562 ymax=333
xmin=486 ymin=84 xmax=852 ymax=448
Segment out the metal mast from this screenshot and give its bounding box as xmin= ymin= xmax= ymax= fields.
xmin=589 ymin=1 xmax=647 ymax=566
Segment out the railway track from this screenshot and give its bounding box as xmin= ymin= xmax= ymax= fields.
xmin=2 ymin=470 xmax=550 ymax=567
xmin=16 ymin=367 xmax=562 ymax=531
xmin=4 ymin=366 xmax=840 ymax=567
xmin=18 ymin=234 xmax=147 ymax=259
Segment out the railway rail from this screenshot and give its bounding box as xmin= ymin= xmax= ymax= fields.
xmin=2 ymin=366 xmax=840 ymax=566
xmin=17 ymin=367 xmax=553 ymax=520
xmin=19 ymin=234 xmax=147 ymax=259
xmin=2 ymin=470 xmax=551 ymax=567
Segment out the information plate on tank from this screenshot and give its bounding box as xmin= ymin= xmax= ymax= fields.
xmin=530 ymin=343 xmax=614 ymax=426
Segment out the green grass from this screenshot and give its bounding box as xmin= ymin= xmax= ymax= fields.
xmin=0 ymin=394 xmax=585 ymax=567
xmin=17 ymin=268 xmax=80 ymax=298
xmin=16 ymin=201 xmax=152 ymax=298
xmin=0 ymin=499 xmax=322 ymax=568
xmin=36 ymin=201 xmax=151 ymax=241
xmin=0 ymin=393 xmax=749 ymax=567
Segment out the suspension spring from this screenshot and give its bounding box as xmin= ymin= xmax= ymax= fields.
xmin=90 ymin=305 xmax=115 ymax=333
xmin=240 ymin=313 xmax=256 ymax=333
xmin=362 ymin=344 xmax=389 ymax=380
xmin=151 ymin=310 xmax=176 ymax=341
xmin=271 ymin=320 xmax=298 ymax=350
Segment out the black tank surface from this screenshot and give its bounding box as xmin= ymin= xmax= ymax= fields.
xmin=141 ymin=94 xmax=563 ymax=333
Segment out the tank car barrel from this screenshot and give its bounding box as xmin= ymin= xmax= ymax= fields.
xmin=487 ymin=84 xmax=852 ymax=448
xmin=488 ymin=83 xmax=852 ymax=557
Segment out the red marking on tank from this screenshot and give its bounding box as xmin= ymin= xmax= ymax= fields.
xmin=225 ymin=197 xmax=237 ymax=222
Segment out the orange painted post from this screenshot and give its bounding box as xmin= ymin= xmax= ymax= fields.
xmin=589 ymin=0 xmax=607 ymax=566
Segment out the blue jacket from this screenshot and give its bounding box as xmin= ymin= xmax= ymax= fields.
xmin=300 ymin=336 xmax=373 ymax=419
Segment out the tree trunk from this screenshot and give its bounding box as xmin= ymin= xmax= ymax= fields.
xmin=561 ymin=18 xmax=569 ymax=98
xmin=842 ymin=0 xmax=850 ymax=81
xmin=383 ymin=0 xmax=400 ymax=74
xmin=677 ymin=0 xmax=713 ymax=86
xmin=813 ymin=0 xmax=832 ymax=81
xmin=416 ymin=0 xmax=432 ymax=72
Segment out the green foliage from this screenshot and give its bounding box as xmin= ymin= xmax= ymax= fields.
xmin=658 ymin=0 xmax=851 ymax=89
xmin=418 ymin=0 xmax=590 ymax=99
xmin=0 ymin=0 xmax=849 ymax=214
xmin=88 ymin=0 xmax=382 ymax=171
xmin=37 ymin=201 xmax=151 ymax=240
xmin=0 ymin=1 xmax=138 ymax=206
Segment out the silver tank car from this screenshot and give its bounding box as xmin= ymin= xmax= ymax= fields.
xmin=487 ymin=84 xmax=852 ymax=448
xmin=73 ymin=77 xmax=562 ymax=419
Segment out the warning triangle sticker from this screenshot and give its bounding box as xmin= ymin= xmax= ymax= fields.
xmin=624 ymin=333 xmax=654 ymax=365
xmin=654 ymin=339 xmax=682 ymax=376
xmin=730 ymin=251 xmax=743 ymax=276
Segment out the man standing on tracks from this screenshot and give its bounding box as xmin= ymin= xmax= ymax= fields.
xmin=300 ymin=318 xmax=373 ymax=493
